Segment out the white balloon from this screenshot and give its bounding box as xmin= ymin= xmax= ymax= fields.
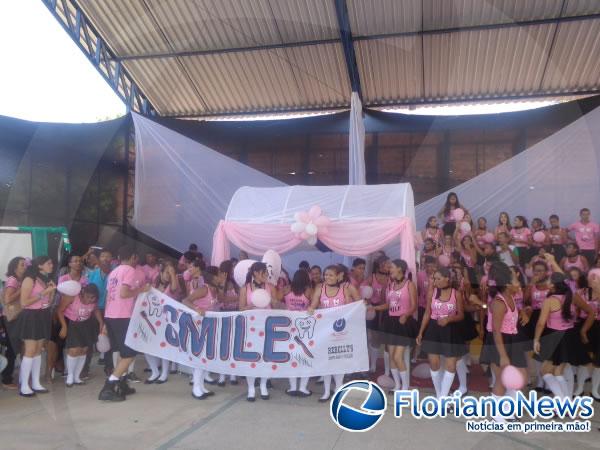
xmin=290 ymin=222 xmax=306 ymax=233
xmin=96 ymin=334 xmax=110 ymax=353
xmin=233 ymin=259 xmax=257 ymax=287
xmin=360 ymin=285 xmax=374 ymax=300
xmin=294 ymin=212 xmax=302 ymax=222
xmin=412 ymin=362 xmax=431 ymax=379
xmin=261 ymin=250 xmax=282 ymax=285
xmin=460 ymin=222 xmax=471 ymax=233
xmin=305 ymin=223 xmax=318 ymax=236
xmin=250 ymin=288 xmax=271 ymax=308
xmin=307 ymin=235 xmax=317 ymax=246
xmin=57 ymin=280 xmax=82 ymax=297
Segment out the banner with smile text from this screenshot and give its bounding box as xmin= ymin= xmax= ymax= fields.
xmin=125 ymin=289 xmax=368 ymax=377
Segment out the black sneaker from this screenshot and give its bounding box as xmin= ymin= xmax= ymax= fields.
xmin=98 ymin=380 xmax=125 ymax=402
xmin=119 ymin=378 xmax=137 ymax=396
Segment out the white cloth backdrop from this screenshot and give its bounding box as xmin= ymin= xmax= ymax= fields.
xmin=132 ymin=113 xmax=284 ymax=255
xmin=415 ymin=104 xmax=600 ymax=228
xmin=349 ymin=92 xmax=366 ymax=185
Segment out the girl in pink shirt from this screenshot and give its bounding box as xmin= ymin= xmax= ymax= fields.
xmin=1 ymin=257 xmax=26 ymax=389
xmin=416 ymin=267 xmax=466 ymax=400
xmin=495 ymin=212 xmax=512 ymax=240
xmin=18 ymin=256 xmax=56 ymax=397
xmin=57 ymin=284 xmax=102 ymax=387
xmin=510 ymin=216 xmax=532 ymax=266
xmin=533 ymin=273 xmax=594 ymax=399
xmin=422 ymin=216 xmax=443 ymax=246
xmin=239 ymin=262 xmax=278 ymax=402
xmin=548 ymin=214 xmax=568 ymax=261
xmin=560 ymin=243 xmax=589 ymax=274
xmin=283 ymin=270 xmax=313 ymax=397
xmin=381 ymin=259 xmax=417 ymax=391
xmin=474 ymin=217 xmax=490 ymax=249
xmin=437 ymin=192 xmax=468 ymax=237
xmin=309 ymin=265 xmax=360 ymax=402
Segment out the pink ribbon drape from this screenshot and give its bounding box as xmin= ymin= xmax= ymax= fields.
xmin=211 ymin=218 xmax=416 ymax=273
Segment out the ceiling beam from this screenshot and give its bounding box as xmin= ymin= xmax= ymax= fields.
xmin=111 ymin=13 xmax=600 ymax=62
xmin=333 ymin=0 xmax=362 ymax=99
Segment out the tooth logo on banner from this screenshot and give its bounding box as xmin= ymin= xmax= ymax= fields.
xmin=333 ymin=318 xmax=346 ymax=333
xmin=330 ymin=380 xmax=387 ymax=432
xmin=295 ymin=317 xmax=316 ymax=339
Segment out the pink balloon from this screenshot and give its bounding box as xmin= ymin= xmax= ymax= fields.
xmin=483 ymin=232 xmax=495 ymax=243
xmin=300 ymin=231 xmax=309 ymax=240
xmin=438 ymin=254 xmax=450 ymax=267
xmin=460 ymin=222 xmax=471 ymax=233
xmin=533 ymin=231 xmax=545 ymax=243
xmin=453 ymin=208 xmax=465 ymax=221
xmin=298 ymin=212 xmax=310 ymax=223
xmin=308 ymin=205 xmax=322 ymax=219
xmin=501 ymin=365 xmax=525 ymax=390
xmin=314 ymin=215 xmax=330 ymax=227
xmin=377 ymin=374 xmax=395 ymax=390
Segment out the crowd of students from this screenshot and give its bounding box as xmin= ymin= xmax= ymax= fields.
xmin=1 ymin=192 xmax=600 ymax=424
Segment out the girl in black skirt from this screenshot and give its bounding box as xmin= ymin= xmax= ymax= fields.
xmin=57 ymin=284 xmax=103 ymax=387
xmin=380 ymin=259 xmax=417 ymax=391
xmin=417 ymin=267 xmax=466 ymax=399
xmin=534 ymin=272 xmax=595 ymax=399
xmin=18 ymin=256 xmax=56 ymax=397
xmin=480 ymin=262 xmax=528 ymax=422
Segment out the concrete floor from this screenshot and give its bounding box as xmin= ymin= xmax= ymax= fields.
xmin=1 ymin=357 xmax=600 ymax=450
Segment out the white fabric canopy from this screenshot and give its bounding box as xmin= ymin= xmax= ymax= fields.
xmin=131 ymin=113 xmax=284 ymax=255
xmin=416 ymin=104 xmax=600 ymax=228
xmin=226 ymin=184 xmax=415 ymax=224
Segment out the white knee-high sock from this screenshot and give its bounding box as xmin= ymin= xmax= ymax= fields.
xmin=489 ymin=368 xmax=496 ymax=388
xmin=592 ymin=368 xmax=600 ymax=397
xmin=563 ymin=366 xmax=574 ymax=398
xmin=440 ymin=371 xmax=455 ymax=398
xmin=288 ymin=377 xmax=298 ymax=391
xmin=144 ymin=354 xmax=160 ymax=379
xmin=555 ymin=375 xmax=569 ymax=399
xmin=31 ymin=355 xmax=45 ymax=390
xmin=400 ymin=370 xmax=410 ymax=390
xmin=74 ymin=356 xmax=86 ymax=383
xmin=112 ymin=352 xmax=120 ymax=369
xmin=404 ymin=347 xmax=411 ymax=376
xmin=19 ymin=356 xmax=34 ymax=394
xmin=299 ymin=377 xmax=310 ymax=393
xmin=430 ymin=369 xmax=442 ymax=397
xmin=192 ymin=368 xmax=206 ymax=396
xmin=383 ymin=351 xmax=391 ymax=376
xmin=369 ymin=346 xmax=378 ymax=372
xmin=66 ymin=355 xmax=76 ymax=385
xmin=246 ymin=376 xmax=256 ymax=398
xmin=230 ymin=374 xmax=237 ymax=382
xmin=390 ymin=368 xmax=401 ymax=390
xmin=260 ymin=378 xmax=268 ymax=396
xmin=205 ymin=372 xmax=215 ymax=382
xmin=159 ymin=358 xmax=169 ymax=381
xmin=333 ymin=374 xmax=344 ymax=391
xmin=456 ymin=357 xmax=468 ymax=394
xmin=575 ymin=366 xmax=590 ymax=396
xmin=321 ymin=375 xmax=332 ymax=399
xmin=542 ymin=374 xmax=563 ymax=397
xmin=128 ymin=359 xmax=135 ymax=374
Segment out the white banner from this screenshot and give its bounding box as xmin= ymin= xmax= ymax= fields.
xmin=125 ymin=289 xmax=368 ymax=377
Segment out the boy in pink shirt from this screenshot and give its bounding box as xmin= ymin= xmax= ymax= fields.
xmin=98 ymin=245 xmax=149 ymax=402
xmin=141 ymin=252 xmax=160 ymax=285
xmin=568 ymin=208 xmax=599 ymax=265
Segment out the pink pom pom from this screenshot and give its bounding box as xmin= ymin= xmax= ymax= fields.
xmin=501 ymin=365 xmax=525 ymax=390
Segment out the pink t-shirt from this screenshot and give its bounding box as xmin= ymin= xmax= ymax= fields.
xmin=141 ymin=265 xmax=160 ymax=284
xmin=193 ymin=286 xmax=218 ymax=311
xmin=104 ymin=265 xmax=139 ymax=319
xmin=430 ymin=289 xmax=458 ymax=320
xmin=486 ymin=294 xmax=518 ymax=334
xmin=369 ymin=275 xmax=387 ymax=305
xmin=64 ymin=295 xmax=96 ymax=322
xmin=284 ymin=291 xmax=310 ymax=311
xmin=386 ymin=280 xmax=411 ymax=317
xmin=510 ymin=227 xmax=531 ymax=247
xmin=564 ymin=255 xmax=586 ymax=272
xmin=569 ymin=221 xmax=599 ymax=250
xmin=546 ymin=295 xmax=576 ymax=330
xmin=416 ymin=271 xmax=431 ymax=308
xmin=2 ymin=276 xmax=21 ymax=318
xmin=531 ymin=285 xmax=549 ymax=310
xmin=25 ymin=278 xmax=53 ymax=310
xmin=319 ymin=284 xmax=347 ymax=309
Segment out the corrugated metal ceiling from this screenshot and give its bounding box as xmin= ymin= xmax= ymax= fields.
xmin=72 ymin=0 xmax=600 ymax=117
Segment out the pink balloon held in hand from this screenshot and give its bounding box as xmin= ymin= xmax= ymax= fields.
xmin=452 ymin=208 xmax=465 ymax=221
xmin=533 ymin=231 xmax=545 ymax=243
xmin=501 ymin=365 xmax=525 ymax=390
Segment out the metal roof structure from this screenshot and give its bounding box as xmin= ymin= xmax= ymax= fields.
xmin=43 ymin=0 xmax=600 ymax=118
